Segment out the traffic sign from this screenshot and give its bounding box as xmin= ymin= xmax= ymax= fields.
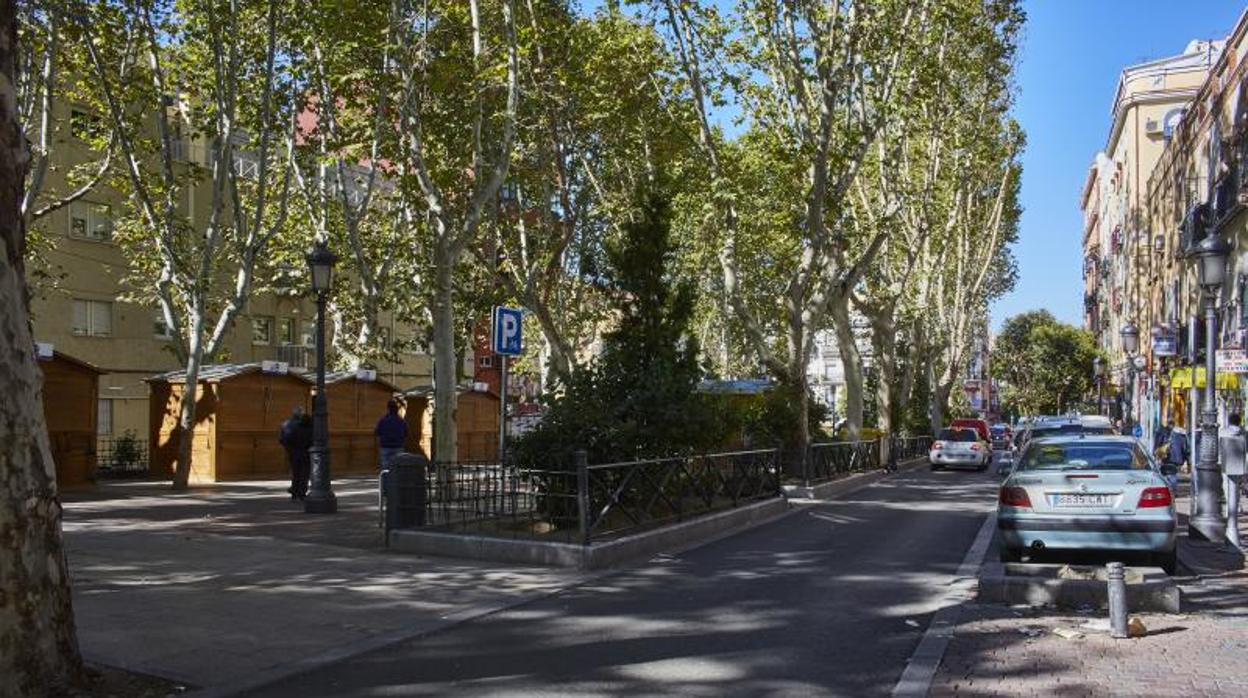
xmin=492 ymin=306 xmax=523 ymax=356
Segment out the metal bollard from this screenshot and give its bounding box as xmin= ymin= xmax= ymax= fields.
xmin=1107 ymin=561 xmax=1128 ymax=639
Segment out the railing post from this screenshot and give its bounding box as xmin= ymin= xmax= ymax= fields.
xmin=575 ymin=449 xmax=590 ymax=545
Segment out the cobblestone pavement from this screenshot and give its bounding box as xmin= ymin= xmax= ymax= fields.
xmin=932 ymin=481 xmax=1248 ymax=697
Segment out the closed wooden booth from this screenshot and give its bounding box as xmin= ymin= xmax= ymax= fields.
xmin=306 ymin=371 xmax=400 ymax=474
xmin=402 ymin=386 xmax=500 ymax=462
xmin=149 ymin=364 xmax=310 ymax=483
xmin=38 ymin=350 xmax=102 ymax=489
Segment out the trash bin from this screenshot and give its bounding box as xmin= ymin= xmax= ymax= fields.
xmin=385 ymin=452 xmax=428 ymax=532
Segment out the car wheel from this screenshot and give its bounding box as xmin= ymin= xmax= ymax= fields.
xmin=999 ymin=546 xmax=1023 ymax=563
xmin=1155 ymin=548 xmax=1178 ymax=576
xmin=930 ymin=463 xmax=943 ymax=471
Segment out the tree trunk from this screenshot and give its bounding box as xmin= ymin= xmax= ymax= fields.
xmin=171 ymin=319 xmax=205 ymax=490
xmin=930 ymin=379 xmax=951 ymax=436
xmin=431 ymin=242 xmax=459 ymax=463
xmin=0 ymin=2 xmax=86 ymax=688
xmin=873 ymin=312 xmax=897 ymax=437
xmin=830 ymin=299 xmax=864 ymax=440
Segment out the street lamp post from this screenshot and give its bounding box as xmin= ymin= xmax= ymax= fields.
xmin=1093 ymin=356 xmax=1106 ymax=416
xmin=305 ymin=240 xmax=339 ymax=515
xmin=1190 ymin=234 xmax=1231 ymax=542
xmin=1120 ymin=322 xmax=1140 ymax=431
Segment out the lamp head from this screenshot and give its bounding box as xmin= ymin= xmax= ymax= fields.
xmin=306 ymin=239 xmax=338 ymax=295
xmin=1191 ymin=234 xmax=1231 ymax=293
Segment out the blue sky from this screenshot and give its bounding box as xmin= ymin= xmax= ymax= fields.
xmin=994 ymin=0 xmax=1245 ymax=330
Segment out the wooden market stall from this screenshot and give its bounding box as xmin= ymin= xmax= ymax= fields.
xmin=148 ymin=363 xmax=310 ymax=483
xmin=37 ymin=349 xmax=103 ymax=489
xmin=402 ymin=385 xmax=500 ymax=462
xmin=301 ymin=370 xmax=401 ymax=474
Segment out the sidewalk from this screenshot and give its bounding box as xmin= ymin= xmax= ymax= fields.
xmin=62 ymin=477 xmax=584 ymax=694
xmin=930 ymin=479 xmax=1248 ymax=696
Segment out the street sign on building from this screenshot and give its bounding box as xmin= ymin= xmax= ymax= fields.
xmin=1152 ymin=333 xmax=1177 ymax=357
xmin=492 ymin=306 xmax=524 ymax=356
xmin=1217 ymin=348 xmax=1248 ymax=374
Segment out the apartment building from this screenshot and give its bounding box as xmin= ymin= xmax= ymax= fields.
xmin=1080 ymin=37 xmax=1223 ymax=433
xmin=30 ymin=97 xmax=433 ymax=449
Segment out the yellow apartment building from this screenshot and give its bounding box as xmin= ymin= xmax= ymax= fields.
xmin=1080 ymin=37 xmax=1223 ymax=434
xmin=28 ymin=96 xmax=434 ymax=458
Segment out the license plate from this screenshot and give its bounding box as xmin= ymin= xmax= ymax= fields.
xmin=1054 ymin=493 xmax=1114 ymax=507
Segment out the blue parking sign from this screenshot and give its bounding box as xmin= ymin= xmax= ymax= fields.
xmin=492 ymin=306 xmax=523 ymax=356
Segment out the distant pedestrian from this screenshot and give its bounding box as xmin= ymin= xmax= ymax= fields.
xmin=279 ymin=406 xmax=313 ymax=500
xmin=1162 ymin=425 xmax=1188 ymax=492
xmin=375 ymin=399 xmax=408 ymax=469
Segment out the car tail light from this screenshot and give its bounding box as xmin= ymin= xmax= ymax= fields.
xmin=999 ymin=486 xmax=1031 ymax=508
xmin=1138 ymin=486 xmax=1172 ymax=508
xmin=970 ymin=443 xmax=983 ymax=452
xmin=931 ymin=442 xmax=943 ymax=451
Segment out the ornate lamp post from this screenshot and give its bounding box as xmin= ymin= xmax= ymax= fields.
xmin=1190 ymin=234 xmax=1231 ymax=542
xmin=1093 ymin=356 xmax=1106 ymax=416
xmin=1120 ymin=322 xmax=1140 ymax=430
xmin=305 ymin=240 xmax=338 ymax=514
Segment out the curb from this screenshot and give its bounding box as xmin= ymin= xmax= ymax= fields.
xmin=893 ymin=511 xmax=997 ymax=698
xmin=784 ymin=456 xmax=928 ymax=500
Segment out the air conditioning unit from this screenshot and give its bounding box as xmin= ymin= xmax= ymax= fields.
xmin=261 ymin=360 xmax=289 ymax=375
xmin=1145 ymin=118 xmax=1162 ymax=135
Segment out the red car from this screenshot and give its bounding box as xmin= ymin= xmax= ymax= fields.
xmin=950 ymin=418 xmax=991 ymax=444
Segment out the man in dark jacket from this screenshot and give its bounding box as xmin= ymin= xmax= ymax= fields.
xmin=375 ymin=399 xmax=408 ymax=469
xmin=1161 ymin=425 xmax=1188 ymax=491
xmin=279 ymin=406 xmax=313 ymax=500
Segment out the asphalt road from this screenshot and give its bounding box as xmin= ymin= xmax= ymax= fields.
xmin=252 ymin=462 xmax=1001 ymax=698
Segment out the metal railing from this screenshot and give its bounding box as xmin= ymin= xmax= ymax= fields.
xmin=583 ymin=449 xmax=780 ymax=542
xmin=95 ymin=435 xmax=148 ymax=477
xmin=408 ymin=448 xmax=782 ymax=544
xmin=803 ymin=440 xmax=881 ymax=486
xmin=892 ymin=435 xmax=934 ymax=462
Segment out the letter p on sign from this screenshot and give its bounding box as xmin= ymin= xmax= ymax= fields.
xmin=492 ymin=306 xmax=524 ymax=356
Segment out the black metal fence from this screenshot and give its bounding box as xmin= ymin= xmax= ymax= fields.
xmin=803 ymin=440 xmax=880 ymax=485
xmin=95 ymin=435 xmax=149 ymax=477
xmin=413 ymin=449 xmax=781 ymax=544
xmin=893 ymin=435 xmax=934 ymax=462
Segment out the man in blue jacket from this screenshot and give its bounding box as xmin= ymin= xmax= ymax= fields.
xmin=374 ymin=399 xmax=408 ymax=469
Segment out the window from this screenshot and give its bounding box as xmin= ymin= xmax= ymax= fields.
xmin=70 ymin=109 xmax=104 ymax=142
xmin=68 ymin=202 xmax=113 ymax=242
xmin=300 ymin=320 xmax=315 ymax=347
xmin=72 ymin=299 xmax=112 ymax=337
xmin=278 ymin=318 xmax=296 ymax=345
xmin=97 ymin=399 xmax=113 ymax=436
xmin=378 ymin=326 xmax=392 ymax=349
xmin=251 ymin=316 xmax=273 ymax=345
xmin=478 ymin=355 xmax=494 ymax=368
xmin=153 ymin=312 xmax=173 ymax=340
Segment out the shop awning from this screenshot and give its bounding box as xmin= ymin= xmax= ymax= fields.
xmin=1169 ymin=367 xmax=1240 ymax=390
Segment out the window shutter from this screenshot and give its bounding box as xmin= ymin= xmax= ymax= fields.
xmin=72 ymin=300 xmax=89 ymax=335
xmin=92 ymin=301 xmax=112 ymax=336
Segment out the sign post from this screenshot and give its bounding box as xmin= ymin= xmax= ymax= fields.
xmin=492 ymin=307 xmax=524 ymax=462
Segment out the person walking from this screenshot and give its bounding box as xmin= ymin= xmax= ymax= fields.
xmin=279 ymin=406 xmax=313 ymax=500
xmin=1162 ymin=423 xmax=1188 ymax=493
xmin=375 ymin=399 xmax=408 ymax=469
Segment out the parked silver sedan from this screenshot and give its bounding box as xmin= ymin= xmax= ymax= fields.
xmin=997 ymin=435 xmax=1177 ymax=573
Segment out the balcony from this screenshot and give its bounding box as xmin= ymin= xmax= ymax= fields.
xmin=1178 ymin=203 xmax=1209 ymax=259
xmin=272 ymin=344 xmax=314 ymax=369
xmin=1212 ymin=165 xmax=1241 ymax=228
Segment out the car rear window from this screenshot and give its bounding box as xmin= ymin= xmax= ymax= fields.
xmin=1018 ymin=441 xmax=1148 ymax=471
xmin=938 ymin=428 xmax=976 ymax=442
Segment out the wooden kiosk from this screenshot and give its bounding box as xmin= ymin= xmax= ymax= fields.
xmin=37 ymin=348 xmax=103 ymax=489
xmin=301 ymin=370 xmax=401 ymax=474
xmin=148 ymin=363 xmax=309 ymax=483
xmin=402 ymin=385 xmax=500 ymax=462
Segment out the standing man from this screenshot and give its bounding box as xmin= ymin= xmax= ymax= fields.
xmin=375 ymin=399 xmax=408 ymax=469
xmin=1220 ymin=413 xmax=1245 ymax=547
xmin=279 ymin=406 xmax=313 ymax=500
